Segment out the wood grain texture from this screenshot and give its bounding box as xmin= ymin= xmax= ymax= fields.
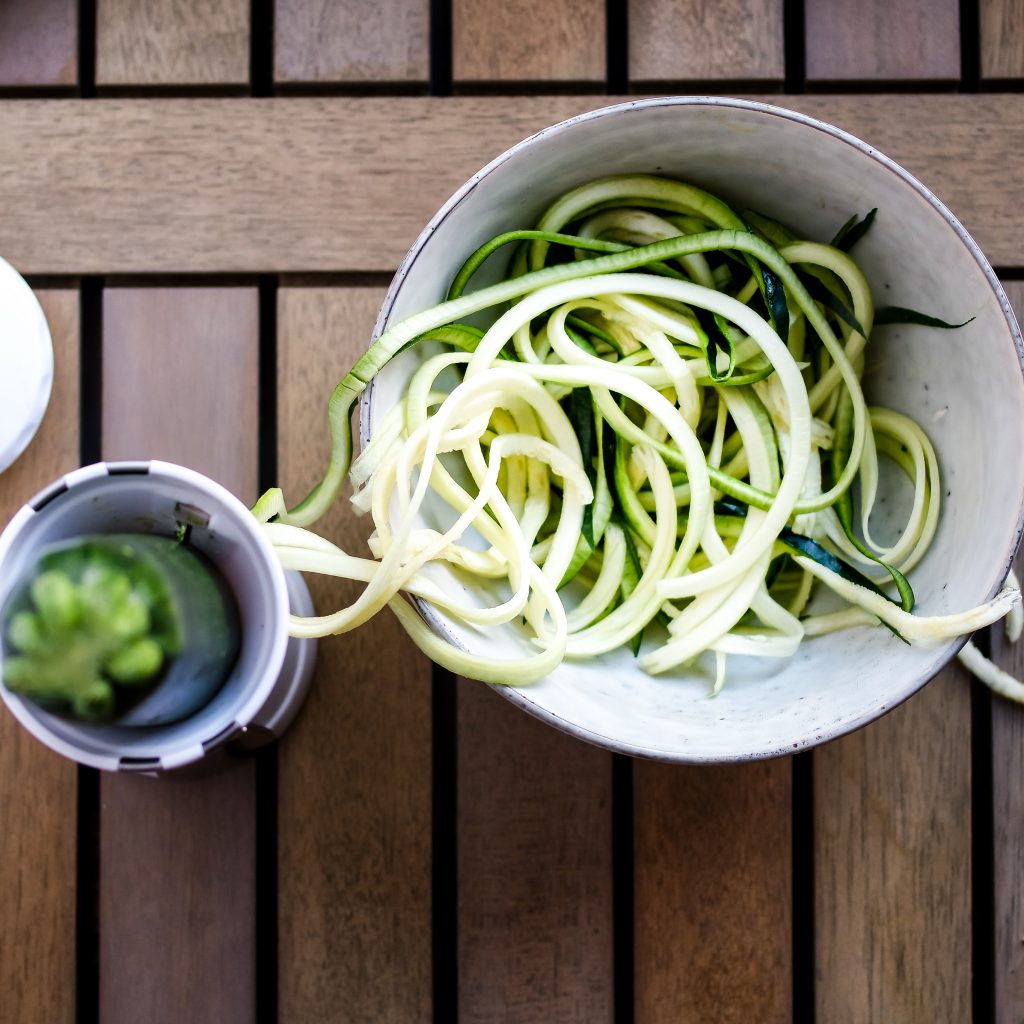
xmin=814 ymin=669 xmax=973 ymax=1023
xmin=806 ymin=0 xmax=960 ymax=81
xmin=99 ymin=287 xmax=260 ymax=1024
xmin=457 ymin=686 xmax=613 ymax=1023
xmin=0 ymin=290 xmax=79 ymax=1024
xmin=276 ymin=287 xmax=432 ymax=1024
xmin=453 ymin=0 xmax=605 ymax=82
xmin=0 ymin=0 xmax=76 ymax=86
xmin=275 ymin=0 xmax=429 ymax=83
xmin=101 ymin=289 xmax=259 ymax=475
xmin=992 ymin=564 xmax=1024 ymax=1024
xmin=0 ymin=95 xmax=1022 ymax=274
xmin=96 ymin=0 xmax=249 ymax=85
xmin=629 ymin=0 xmax=784 ymax=82
xmin=981 ymin=0 xmax=1024 ymax=77
xmin=990 ymin=279 xmax=1024 ymax=1024
xmin=634 ymin=761 xmax=792 ymax=1023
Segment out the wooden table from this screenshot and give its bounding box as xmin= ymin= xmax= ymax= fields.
xmin=1 ymin=1 xmax=1023 ymax=1021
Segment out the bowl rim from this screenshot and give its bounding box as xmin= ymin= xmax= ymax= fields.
xmin=364 ymin=95 xmax=1024 ymax=763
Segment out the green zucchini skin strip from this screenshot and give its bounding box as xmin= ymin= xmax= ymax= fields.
xmin=256 ymin=226 xmax=856 ymax=528
xmin=830 ymin=391 xmax=916 ymax=611
xmin=447 ymin=229 xmax=685 ymax=301
xmin=619 ymin=519 xmax=646 ymax=656
xmin=715 ymin=499 xmax=910 ymax=642
xmin=801 ymin=270 xmax=867 ymax=339
xmin=830 ymin=208 xmax=877 ymax=251
xmin=874 ymin=307 xmax=975 ymax=329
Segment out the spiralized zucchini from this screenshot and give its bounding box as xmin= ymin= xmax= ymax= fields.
xmin=254 ymin=174 xmax=1021 ymax=696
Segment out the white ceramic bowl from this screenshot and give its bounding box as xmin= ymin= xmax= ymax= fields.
xmin=0 ymin=256 xmax=52 ymax=474
xmin=362 ymin=97 xmax=1024 ymax=762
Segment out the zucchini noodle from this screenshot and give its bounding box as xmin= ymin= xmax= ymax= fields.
xmin=254 ymin=174 xmax=1023 ymax=698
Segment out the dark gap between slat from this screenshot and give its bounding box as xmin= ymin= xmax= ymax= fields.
xmin=250 ymin=0 xmax=274 ymax=97
xmin=75 ymin=264 xmax=1024 ymax=289
xmin=37 ymin=273 xmax=400 ymax=289
xmin=255 ymin=274 xmax=279 ymax=1024
xmin=627 ymin=79 xmax=785 ymax=95
xmin=791 ymin=751 xmax=815 ymax=1024
xmin=75 ymin=767 xmax=100 ymax=1024
xmin=273 ymin=82 xmax=430 ymax=98
xmin=278 ymin=271 xmax=399 ymax=289
xmin=783 ymin=0 xmax=806 ymax=94
xmin=977 ymin=78 xmax=1024 ymax=92
xmin=0 ymin=85 xmax=79 ymax=99
xmin=959 ymin=0 xmax=980 ymax=91
xmin=606 ymin=0 xmax=629 ymax=94
xmin=25 ymin=274 xmax=83 ymax=290
xmin=104 ymin=273 xmax=262 ymax=289
xmin=76 ymin=276 xmax=103 ymax=1024
xmin=430 ymin=0 xmax=453 ymax=97
xmin=993 ymin=267 xmax=1024 ymax=281
xmin=78 ymin=0 xmax=96 ymax=98
xmin=970 ymin=631 xmax=995 ymax=1024
xmin=79 ymin=277 xmax=103 ymax=466
xmin=802 ymin=80 xmax=959 ymax=94
xmin=611 ymin=754 xmax=634 ymax=1024
xmin=94 ymin=84 xmax=251 ymax=99
xmin=452 ymin=81 xmax=609 ymax=97
xmin=257 ymin=275 xmax=279 ymax=494
xmin=254 ymin=746 xmax=280 ymax=1024
xmin=606 ymin=9 xmax=630 ymax=1007
xmin=432 ymin=665 xmax=459 ymax=1023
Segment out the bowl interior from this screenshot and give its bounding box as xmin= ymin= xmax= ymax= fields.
xmin=364 ymin=98 xmax=1024 ymax=761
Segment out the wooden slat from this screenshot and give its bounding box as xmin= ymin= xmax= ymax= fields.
xmin=453 ymin=0 xmax=605 ymax=82
xmin=457 ymin=686 xmax=613 ymax=1022
xmin=0 ymin=95 xmax=1022 ymax=274
xmin=0 ymin=0 xmax=76 ymax=86
xmin=276 ymin=287 xmax=432 ymax=1023
xmin=634 ymin=762 xmax=791 ymax=1023
xmin=992 ymin=559 xmax=1024 ymax=1024
xmin=96 ymin=0 xmax=249 ymax=85
xmin=814 ymin=670 xmax=973 ymax=1022
xmin=629 ymin=0 xmax=784 ymax=82
xmin=274 ymin=0 xmax=429 ymax=83
xmin=806 ymin=0 xmax=960 ymax=81
xmin=981 ymin=0 xmax=1024 ymax=78
xmin=990 ymin=280 xmax=1024 ymax=1024
xmin=99 ymin=287 xmax=260 ymax=1024
xmin=100 ymin=289 xmax=259 ymax=476
xmin=0 ymin=289 xmax=79 ymax=1024
xmin=630 ymin=14 xmax=788 ymax=1017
